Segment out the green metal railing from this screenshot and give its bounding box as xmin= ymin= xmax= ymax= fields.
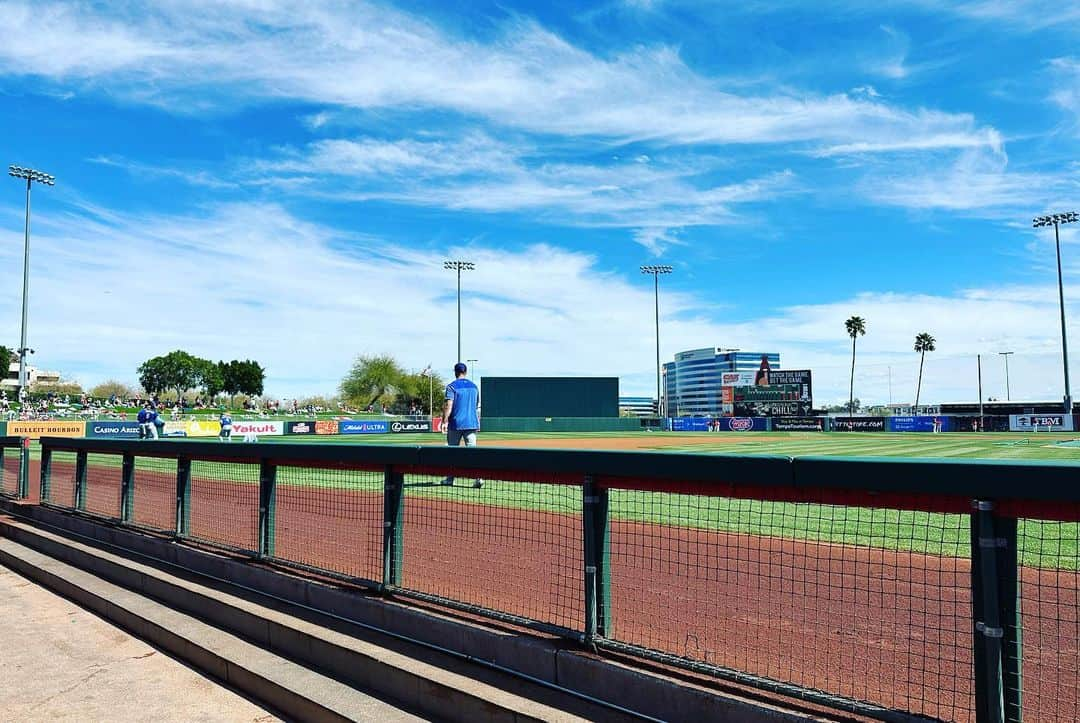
xmin=0 ymin=436 xmax=29 ymax=499
xmin=13 ymin=436 xmax=1080 ymax=722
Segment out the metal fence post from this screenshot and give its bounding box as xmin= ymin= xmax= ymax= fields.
xmin=74 ymin=451 xmax=88 ymax=511
xmin=120 ymin=452 xmax=135 ymax=523
xmin=175 ymin=457 xmax=192 ymax=538
xmin=972 ymin=499 xmax=1005 ymax=723
xmin=997 ymin=516 xmax=1022 ymax=723
xmin=382 ymin=465 xmax=405 ymax=592
xmin=258 ymin=460 xmax=277 ymax=558
xmin=39 ymin=445 xmax=51 ymax=502
xmin=583 ymin=474 xmax=612 ymax=644
xmin=18 ymin=437 xmax=30 ymax=498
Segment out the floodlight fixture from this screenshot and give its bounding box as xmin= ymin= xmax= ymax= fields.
xmin=444 ymin=260 xmax=476 ymax=362
xmin=640 ymin=264 xmax=675 ymax=416
xmin=8 ymin=164 xmax=55 ymax=399
xmin=1031 ymin=211 xmax=1079 ymax=413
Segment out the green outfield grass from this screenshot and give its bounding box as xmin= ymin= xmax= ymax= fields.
xmin=23 ymin=430 xmax=1080 ymax=569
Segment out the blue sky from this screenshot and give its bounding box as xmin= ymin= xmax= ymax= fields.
xmin=1 ymin=0 xmax=1079 ymax=404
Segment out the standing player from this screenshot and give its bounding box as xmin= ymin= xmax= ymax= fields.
xmin=441 ymin=362 xmax=482 ymax=488
xmin=219 ymin=411 xmax=233 ymax=442
xmin=137 ymin=404 xmax=151 ymax=440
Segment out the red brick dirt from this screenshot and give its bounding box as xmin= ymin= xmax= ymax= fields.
xmin=28 ymin=463 xmax=1079 ymax=723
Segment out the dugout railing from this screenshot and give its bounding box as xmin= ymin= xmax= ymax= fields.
xmin=0 ymin=436 xmax=30 ymax=499
xmin=22 ymin=436 xmax=1080 ymax=723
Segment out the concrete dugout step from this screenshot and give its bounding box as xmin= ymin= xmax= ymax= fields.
xmin=0 ymin=506 xmax=840 ymax=723
xmin=0 ymin=517 xmax=611 ymax=722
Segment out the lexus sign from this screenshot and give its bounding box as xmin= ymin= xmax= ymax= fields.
xmin=390 ymin=420 xmax=433 ymax=433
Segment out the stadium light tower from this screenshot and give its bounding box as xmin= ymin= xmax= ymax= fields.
xmin=998 ymin=351 xmax=1014 ymax=401
xmin=8 ymin=165 xmax=55 ymax=401
xmin=640 ymin=265 xmax=673 ymax=416
xmin=1033 ymin=211 xmax=1079 ymax=414
xmin=444 ymin=260 xmax=475 ymax=363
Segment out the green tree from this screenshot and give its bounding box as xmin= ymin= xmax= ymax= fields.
xmin=340 ymin=354 xmax=404 ymax=409
xmin=90 ymin=380 xmax=134 ymax=400
xmin=232 ymin=360 xmax=265 ymax=398
xmin=0 ymin=345 xmax=13 ymax=368
xmin=199 ymin=359 xmax=225 ymax=399
xmin=844 ymin=316 xmax=867 ymax=415
xmin=396 ymin=367 xmax=446 ymax=413
xmin=913 ymin=332 xmax=936 ymax=410
xmin=137 ymin=350 xmax=206 ymax=398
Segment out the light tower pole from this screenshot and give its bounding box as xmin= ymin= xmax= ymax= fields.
xmin=640 ymin=265 xmax=673 ymax=416
xmin=8 ymin=165 xmax=55 ymax=401
xmin=443 ymin=260 xmax=475 ymax=363
xmin=998 ymin=351 xmax=1014 ymax=401
xmin=1033 ymin=212 xmax=1079 ymax=414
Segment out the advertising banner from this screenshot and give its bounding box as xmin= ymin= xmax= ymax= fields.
xmin=8 ymin=421 xmax=85 ymax=439
xmin=390 ymin=419 xmax=432 ymax=433
xmin=734 ymin=384 xmax=803 ymax=402
xmin=185 ymin=420 xmax=222 ymax=437
xmin=286 ymin=420 xmax=317 ymax=435
xmin=889 ymin=416 xmax=951 ymax=433
xmin=669 ymin=417 xmax=711 ymax=432
xmin=772 ymin=416 xmax=825 ymax=431
xmin=719 ymin=371 xmax=756 ymax=387
xmin=1010 ymin=414 xmax=1075 ymax=432
xmin=717 ymin=417 xmax=769 ymax=432
xmin=339 ymin=420 xmax=390 ymax=435
xmin=315 ymin=420 xmax=339 ymax=435
xmin=734 ymin=400 xmax=813 ymax=417
xmin=163 ymin=421 xmax=188 ymax=437
xmin=721 ymin=387 xmax=734 ymax=404
xmin=761 ymin=369 xmax=813 ymax=402
xmin=86 ymin=421 xmax=142 ymax=438
xmin=232 ymin=421 xmax=284 ymax=436
xmin=832 ymin=417 xmax=886 ymax=432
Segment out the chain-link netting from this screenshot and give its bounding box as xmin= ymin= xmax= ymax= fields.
xmin=0 ymin=443 xmax=19 ymax=497
xmin=399 ymin=473 xmax=584 ymax=633
xmin=84 ymin=452 xmax=124 ymax=519
xmin=1014 ymin=511 xmax=1080 ymax=723
xmin=188 ymin=460 xmax=260 ymax=553
xmin=273 ymin=465 xmax=384 ymax=583
xmin=43 ymin=450 xmax=77 ymax=509
xmin=605 ymin=487 xmax=974 ymax=721
xmin=132 ymin=456 xmax=178 ymax=532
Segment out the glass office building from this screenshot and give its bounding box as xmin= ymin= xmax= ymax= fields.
xmin=662 ymin=348 xmax=781 ymax=417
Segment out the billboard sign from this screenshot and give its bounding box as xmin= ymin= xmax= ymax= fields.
xmin=889 ymin=416 xmax=951 ymax=432
xmin=339 ymin=420 xmax=389 ymax=435
xmin=832 ymin=417 xmax=886 ymax=432
xmin=733 ymin=384 xmax=803 ymax=402
xmin=669 ymin=417 xmax=711 ymax=432
xmin=734 ymin=400 xmax=813 ymax=417
xmin=315 ymin=420 xmax=339 ymax=435
xmin=86 ymin=421 xmax=143 ymax=438
xmin=719 ymin=417 xmax=769 ymax=432
xmin=772 ymin=417 xmax=824 ymax=431
xmin=761 ymin=369 xmax=813 ymax=402
xmin=232 ymin=421 xmax=284 ymax=436
xmin=8 ymin=421 xmax=86 ymax=439
xmin=1010 ymin=414 xmax=1074 ymax=431
xmin=720 ymin=371 xmax=756 ymax=387
xmin=286 ymin=421 xmax=316 ymax=435
xmin=390 ymin=419 xmax=432 ymax=433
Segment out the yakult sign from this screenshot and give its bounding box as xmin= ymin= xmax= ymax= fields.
xmin=232 ymin=421 xmax=284 ymax=436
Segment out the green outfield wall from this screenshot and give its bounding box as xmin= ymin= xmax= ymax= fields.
xmin=480 ymin=416 xmax=643 ymax=432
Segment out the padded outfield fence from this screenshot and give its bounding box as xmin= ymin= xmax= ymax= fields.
xmin=10 ymin=436 xmax=1080 ymax=722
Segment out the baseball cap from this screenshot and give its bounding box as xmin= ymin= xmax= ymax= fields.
xmin=454 ymin=362 xmax=467 ymax=374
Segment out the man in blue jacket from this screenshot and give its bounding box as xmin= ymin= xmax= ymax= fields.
xmin=441 ymin=362 xmax=481 ymax=488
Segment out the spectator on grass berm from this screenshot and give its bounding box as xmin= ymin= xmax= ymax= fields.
xmin=441 ymin=362 xmax=482 ymax=489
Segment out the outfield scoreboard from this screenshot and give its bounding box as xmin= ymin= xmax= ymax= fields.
xmin=722 ymin=369 xmax=813 ymax=417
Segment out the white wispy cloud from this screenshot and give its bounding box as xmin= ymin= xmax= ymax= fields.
xmin=1050 ymin=57 xmax=1080 ymax=133
xmin=0 ymin=197 xmax=1078 ymax=405
xmin=0 ymin=1 xmax=999 ymax=152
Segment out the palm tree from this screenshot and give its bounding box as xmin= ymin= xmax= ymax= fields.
xmin=913 ymin=333 xmax=936 ymax=411
xmin=844 ymin=316 xmax=866 ymax=415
